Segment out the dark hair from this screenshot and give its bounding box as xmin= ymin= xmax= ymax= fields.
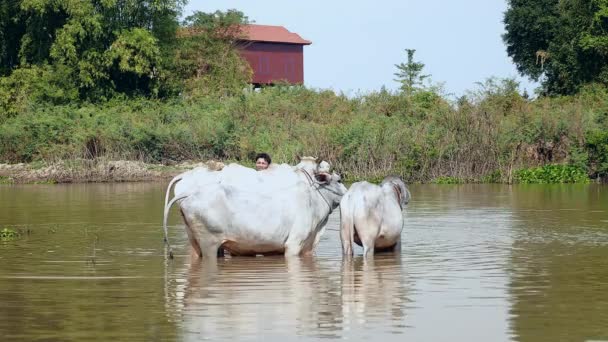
xmin=255 ymin=152 xmax=271 ymax=165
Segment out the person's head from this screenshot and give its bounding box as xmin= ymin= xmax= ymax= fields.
xmin=255 ymin=153 xmax=272 ymax=171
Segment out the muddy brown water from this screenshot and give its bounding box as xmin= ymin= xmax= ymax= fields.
xmin=1 ymin=183 xmax=607 ymax=341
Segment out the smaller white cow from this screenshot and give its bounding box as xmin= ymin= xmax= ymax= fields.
xmin=340 ymin=176 xmax=410 ymax=257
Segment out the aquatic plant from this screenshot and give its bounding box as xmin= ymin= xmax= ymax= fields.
xmin=514 ymin=165 xmax=590 ymax=184
xmin=0 ymin=228 xmax=20 ymax=240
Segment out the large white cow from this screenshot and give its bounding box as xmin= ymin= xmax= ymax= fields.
xmin=163 ymin=158 xmax=347 ymax=259
xmin=339 ymin=176 xmax=410 ymax=257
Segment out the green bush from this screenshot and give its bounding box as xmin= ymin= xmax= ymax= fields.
xmin=0 ymin=78 xmax=607 ymax=183
xmin=585 ymin=129 xmax=608 ymax=181
xmin=514 ymin=164 xmax=590 ymax=184
xmin=0 ymin=65 xmax=78 ymax=120
xmin=0 ymin=176 xmax=14 ymax=184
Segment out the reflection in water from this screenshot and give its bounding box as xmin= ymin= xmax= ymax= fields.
xmin=340 ymin=255 xmax=408 ymax=334
xmin=508 ymin=185 xmax=608 ymax=342
xmin=0 ymin=183 xmax=607 ymax=341
xmin=165 ymin=254 xmax=408 ymax=340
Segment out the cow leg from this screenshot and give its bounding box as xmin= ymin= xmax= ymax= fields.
xmin=362 ymin=242 xmax=375 ymax=257
xmin=188 ymin=237 xmax=220 ymax=260
xmin=312 ymin=225 xmax=327 ymax=251
xmin=357 ymin=223 xmax=379 ymax=258
xmin=392 ymin=236 xmax=402 ymax=254
xmin=181 ymin=211 xmax=203 ymax=259
xmin=182 ymin=213 xmax=222 ymax=260
xmin=359 ymin=227 xmax=378 ymax=258
xmin=200 ymin=239 xmax=222 ymax=260
xmin=284 ymin=241 xmax=303 ymax=257
xmin=190 ymin=245 xmax=202 ymax=259
xmin=217 ymin=248 xmax=225 ymax=257
xmin=340 ymin=227 xmax=353 ymax=256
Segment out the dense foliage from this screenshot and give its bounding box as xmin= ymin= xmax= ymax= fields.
xmin=173 ymin=10 xmax=252 ymax=98
xmin=0 ymin=1 xmax=250 ymax=109
xmin=1 ymin=79 xmax=607 ymax=183
xmin=504 ymin=0 xmax=608 ymax=95
xmin=514 ymin=164 xmax=590 ymax=184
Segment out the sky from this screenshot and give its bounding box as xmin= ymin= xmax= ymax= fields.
xmin=183 ymin=0 xmax=538 ymax=98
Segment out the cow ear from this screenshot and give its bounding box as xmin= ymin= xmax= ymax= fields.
xmin=314 ymin=172 xmax=330 ymax=184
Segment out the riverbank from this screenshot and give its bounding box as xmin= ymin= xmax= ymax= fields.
xmin=0 ymin=159 xmax=226 ymax=184
xmin=0 ymin=158 xmax=601 ymax=185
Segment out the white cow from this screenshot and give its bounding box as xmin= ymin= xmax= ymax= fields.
xmin=339 ymin=176 xmax=410 ymax=257
xmin=163 ymin=158 xmax=346 ymax=259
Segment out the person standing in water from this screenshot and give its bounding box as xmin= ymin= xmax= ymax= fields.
xmin=255 ymin=153 xmax=271 ymax=171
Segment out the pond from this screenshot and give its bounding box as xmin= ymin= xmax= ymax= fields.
xmin=1 ymin=183 xmax=607 ymax=341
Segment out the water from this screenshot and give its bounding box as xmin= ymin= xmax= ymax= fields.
xmin=1 ymin=183 xmax=607 ymax=341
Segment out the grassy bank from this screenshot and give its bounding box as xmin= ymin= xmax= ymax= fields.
xmin=1 ymin=81 xmax=607 ymax=184
xmin=0 ymin=159 xmax=226 ymax=184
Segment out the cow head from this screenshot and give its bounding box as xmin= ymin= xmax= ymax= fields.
xmin=380 ymin=176 xmax=410 ymax=209
xmin=318 ymin=160 xmax=331 ymax=173
xmin=314 ymin=171 xmax=347 ymax=209
xmin=295 ymin=156 xmax=317 ymax=173
xmin=295 ymin=155 xmax=333 ymax=175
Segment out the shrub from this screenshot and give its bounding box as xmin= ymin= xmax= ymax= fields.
xmin=513 ymin=164 xmax=590 ymax=184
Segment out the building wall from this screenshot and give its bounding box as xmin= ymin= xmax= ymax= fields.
xmin=238 ymin=42 xmax=304 ymax=85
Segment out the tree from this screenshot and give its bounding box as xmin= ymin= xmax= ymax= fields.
xmin=503 ymin=0 xmax=608 ymax=95
xmin=0 ymin=3 xmax=252 ymax=102
xmin=393 ymin=49 xmax=430 ymax=96
xmin=170 ymin=10 xmax=252 ymax=97
xmin=0 ymin=0 xmax=185 ymax=99
xmin=0 ymin=1 xmax=27 ymax=75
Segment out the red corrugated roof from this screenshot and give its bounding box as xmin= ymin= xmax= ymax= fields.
xmin=239 ymin=24 xmax=311 ymax=45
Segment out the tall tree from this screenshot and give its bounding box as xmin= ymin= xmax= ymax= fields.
xmin=1 ymin=0 xmax=185 ymax=98
xmin=393 ymin=49 xmax=430 ymax=96
xmin=504 ymin=0 xmax=608 ymax=95
xmin=170 ymin=9 xmax=252 ymax=97
xmin=0 ymin=1 xmax=30 ymax=75
xmin=0 ymin=2 xmax=254 ymax=101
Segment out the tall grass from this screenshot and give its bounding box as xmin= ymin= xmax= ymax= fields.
xmin=1 ymin=82 xmax=607 ymax=183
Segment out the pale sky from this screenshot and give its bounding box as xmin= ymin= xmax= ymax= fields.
xmin=184 ymin=0 xmax=537 ymax=98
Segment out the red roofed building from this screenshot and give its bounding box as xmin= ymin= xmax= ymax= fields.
xmin=236 ymin=24 xmax=311 ymax=86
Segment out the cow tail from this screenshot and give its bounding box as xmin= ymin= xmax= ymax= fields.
xmin=163 ymin=194 xmax=188 ymax=259
xmin=162 ymin=175 xmax=185 ymax=258
xmin=164 ymin=175 xmax=183 ymax=219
